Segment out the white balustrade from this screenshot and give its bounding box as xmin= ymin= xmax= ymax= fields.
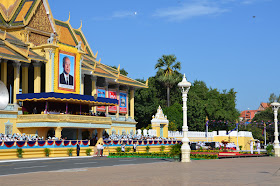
xmin=168 ymin=130 xmax=253 ymax=138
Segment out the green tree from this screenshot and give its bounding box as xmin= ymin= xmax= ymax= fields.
xmin=155 ymin=55 xmax=181 ymax=107
xmin=269 ymin=93 xmax=280 ymax=103
xmin=110 ymin=65 xmax=128 ymax=76
xmin=163 ymin=102 xmax=183 ymax=130
xmin=134 ymin=77 xmax=166 ymax=129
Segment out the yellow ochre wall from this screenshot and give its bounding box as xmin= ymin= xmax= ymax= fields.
xmin=0 ymin=145 xmax=172 ymax=160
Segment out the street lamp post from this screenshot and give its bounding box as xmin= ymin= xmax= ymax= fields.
xmin=178 ymin=74 xmax=191 ymax=162
xmin=271 ymin=102 xmax=280 ymax=157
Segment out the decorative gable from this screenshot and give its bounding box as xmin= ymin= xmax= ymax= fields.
xmin=28 ymin=1 xmax=53 ymax=33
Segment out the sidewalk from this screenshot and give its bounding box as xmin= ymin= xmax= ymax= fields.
xmin=1 ymin=157 xmax=280 ymax=185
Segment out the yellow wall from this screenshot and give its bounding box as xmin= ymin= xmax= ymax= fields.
xmin=213 ymin=136 xmax=254 ymax=151
xmin=0 ymin=116 xmax=20 ymax=134
xmin=151 ymin=123 xmax=168 ymax=138
xmin=0 ymin=145 xmax=172 ymax=159
xmin=0 ymin=147 xmax=91 ymax=160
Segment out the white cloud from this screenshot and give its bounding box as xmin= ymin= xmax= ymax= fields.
xmin=154 ymin=1 xmax=227 ymax=21
xmin=92 ymin=10 xmax=137 ymax=21
xmin=112 ymin=11 xmax=137 ymax=18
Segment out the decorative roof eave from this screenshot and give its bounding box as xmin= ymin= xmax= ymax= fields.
xmin=31 ymin=43 xmax=59 ymax=50
xmin=54 ymin=17 xmax=79 ymax=47
xmin=0 ymin=0 xmax=22 ymax=22
xmin=73 ymin=27 xmax=95 ymax=58
xmin=82 ymin=61 xmax=95 ymax=70
xmin=0 ymin=54 xmax=29 ymax=63
xmin=21 ymin=0 xmax=41 ymax=26
xmin=7 ymin=0 xmax=41 ymax=26
xmin=99 ymin=63 xmax=118 ymax=74
xmin=117 ymin=79 xmax=148 ymax=88
xmin=42 ymin=0 xmax=56 ymax=33
xmin=93 ymin=72 xmax=116 ymax=79
xmin=117 ymin=74 xmax=147 ymax=88
xmin=97 ymin=64 xmax=118 ymax=78
xmin=4 ymin=40 xmax=30 ymax=60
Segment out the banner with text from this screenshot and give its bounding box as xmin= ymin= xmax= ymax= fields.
xmin=119 ymin=92 xmax=127 ymax=114
xmin=97 ymin=88 xmax=106 ymax=112
xmin=108 ymin=90 xmax=117 ymax=113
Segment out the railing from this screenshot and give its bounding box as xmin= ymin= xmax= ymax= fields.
xmin=168 ymin=130 xmax=253 ymax=138
xmin=17 ymin=114 xmax=112 ymax=124
xmin=103 ymin=139 xmax=181 ymax=146
xmin=108 ymin=115 xmax=136 ymax=122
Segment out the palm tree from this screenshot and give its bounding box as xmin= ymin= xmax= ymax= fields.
xmin=155 ymin=55 xmax=181 ymax=107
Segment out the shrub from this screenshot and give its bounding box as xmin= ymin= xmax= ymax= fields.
xmin=86 ymin=148 xmax=92 ymax=156
xmin=239 ymin=146 xmax=242 ymax=151
xmin=170 ymin=144 xmax=182 ymax=157
xmin=67 ymin=148 xmax=74 ymax=156
xmin=116 ymin=147 xmax=122 ymax=153
xmin=160 ymin=145 xmax=165 ymax=152
xmin=125 ymin=147 xmax=131 ymax=153
xmin=44 ymin=148 xmax=50 ymax=157
xmin=17 ymin=148 xmax=24 ymax=158
xmin=266 ymin=144 xmax=274 ymax=156
xmin=146 ymin=145 xmax=150 ymax=153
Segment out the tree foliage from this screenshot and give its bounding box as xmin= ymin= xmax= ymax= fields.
xmin=155 ymin=55 xmax=181 ymax=107
xmin=135 ymin=76 xmax=240 ymax=131
xmin=269 ymin=93 xmax=280 ymax=103
xmin=110 ymin=65 xmax=128 ymax=76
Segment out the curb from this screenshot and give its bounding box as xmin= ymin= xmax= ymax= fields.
xmin=0 ymin=156 xmax=98 ymax=163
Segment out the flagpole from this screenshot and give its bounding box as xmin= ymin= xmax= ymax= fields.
xmin=236 ymin=120 xmax=239 ymax=151
xmin=206 ymin=116 xmax=209 ymax=142
xmin=264 ymin=123 xmax=266 ymax=146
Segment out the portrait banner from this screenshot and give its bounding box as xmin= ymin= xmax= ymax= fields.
xmin=58 ymin=51 xmax=76 ymax=92
xmin=119 ymin=92 xmax=127 ymax=114
xmin=97 ymin=88 xmax=106 ymax=112
xmin=108 ymin=90 xmax=117 ymax=113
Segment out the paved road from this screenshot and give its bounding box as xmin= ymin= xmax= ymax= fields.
xmin=1 ymin=157 xmax=280 ymax=185
xmin=0 ymin=157 xmax=171 ymax=177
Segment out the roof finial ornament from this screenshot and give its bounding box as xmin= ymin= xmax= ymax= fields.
xmin=145 ymin=78 xmax=149 ymax=87
xmin=78 ymin=20 xmax=82 ymax=30
xmin=66 ymin=12 xmax=70 ymax=23
xmin=94 ymin=51 xmax=98 ymax=58
xmin=117 ymin=64 xmax=120 ymax=72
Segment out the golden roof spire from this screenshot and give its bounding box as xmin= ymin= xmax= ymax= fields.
xmin=66 ymin=12 xmax=70 ymax=23
xmin=78 ymin=20 xmax=82 ymax=30
xmin=94 ymin=51 xmax=98 ymax=58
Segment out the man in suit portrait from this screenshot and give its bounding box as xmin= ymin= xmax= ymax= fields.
xmin=60 ymin=56 xmax=73 ymax=86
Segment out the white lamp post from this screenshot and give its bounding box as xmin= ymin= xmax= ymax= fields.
xmin=271 ymin=102 xmax=280 ymax=157
xmin=178 ymin=74 xmax=191 ymax=162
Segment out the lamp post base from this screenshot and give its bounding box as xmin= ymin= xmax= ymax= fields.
xmin=181 ymin=144 xmax=191 ymax=162
xmin=275 ymin=145 xmax=280 ymax=157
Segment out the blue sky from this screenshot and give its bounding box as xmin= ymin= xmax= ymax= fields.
xmin=49 ymin=0 xmax=280 ymax=112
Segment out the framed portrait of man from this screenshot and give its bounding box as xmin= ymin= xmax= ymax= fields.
xmin=58 ymin=51 xmax=76 ymax=91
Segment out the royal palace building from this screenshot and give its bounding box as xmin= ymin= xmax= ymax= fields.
xmin=0 ymin=0 xmax=147 ymax=140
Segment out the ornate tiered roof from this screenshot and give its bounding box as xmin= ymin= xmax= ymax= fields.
xmin=0 ymin=0 xmax=147 ymax=88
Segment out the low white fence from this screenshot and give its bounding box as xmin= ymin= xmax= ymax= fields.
xmin=168 ymin=130 xmax=253 ymax=138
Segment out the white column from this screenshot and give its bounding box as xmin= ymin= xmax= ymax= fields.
xmin=273 ymin=105 xmax=280 ymax=157
xmin=181 ymin=88 xmax=191 ymax=162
